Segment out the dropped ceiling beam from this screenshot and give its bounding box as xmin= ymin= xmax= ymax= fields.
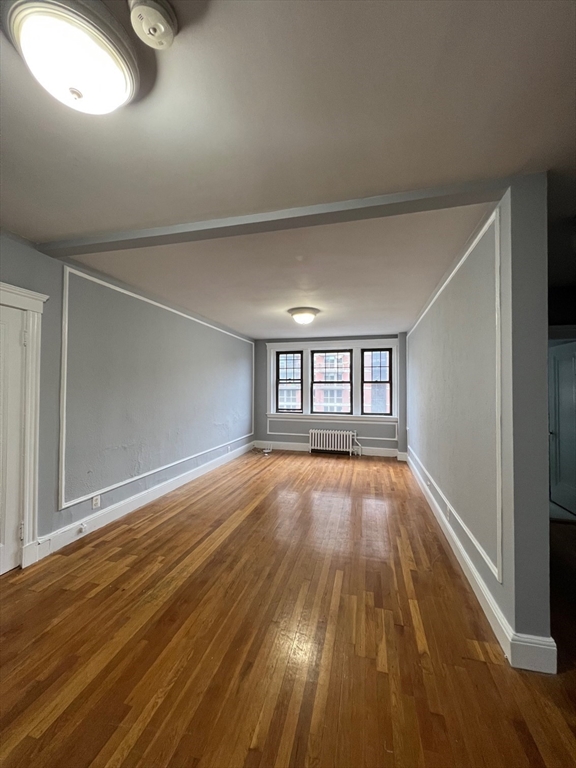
xmin=38 ymin=176 xmax=513 ymax=258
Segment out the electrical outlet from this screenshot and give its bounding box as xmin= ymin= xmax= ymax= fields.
xmin=227 ymin=445 xmax=231 ymax=453
xmin=92 ymin=495 xmax=101 ymax=509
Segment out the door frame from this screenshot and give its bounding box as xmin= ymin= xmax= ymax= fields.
xmin=0 ymin=282 xmax=48 ymax=569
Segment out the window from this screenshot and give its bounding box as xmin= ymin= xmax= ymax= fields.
xmin=311 ymin=350 xmax=352 ymax=413
xmin=276 ymin=352 xmax=303 ymax=412
xmin=361 ymin=349 xmax=392 ymax=415
xmin=268 ymin=339 xmax=397 ymax=418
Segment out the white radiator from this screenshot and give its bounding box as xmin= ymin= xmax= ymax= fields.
xmin=309 ymin=429 xmax=358 ymax=456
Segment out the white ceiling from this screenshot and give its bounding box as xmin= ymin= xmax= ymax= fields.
xmin=0 ymin=0 xmax=574 ymax=243
xmin=72 ymin=203 xmax=492 ymax=338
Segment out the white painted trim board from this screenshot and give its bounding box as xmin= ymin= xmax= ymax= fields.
xmin=0 ymin=283 xmax=48 ymax=570
xmin=27 ymin=442 xmax=254 ymax=565
xmin=0 ymin=282 xmax=49 ymax=313
xmin=408 ymin=453 xmax=556 ymax=674
xmin=267 ymin=417 xmax=398 ymax=442
xmin=59 ymin=266 xmax=255 ymax=510
xmin=254 ymin=440 xmax=401 ymax=459
xmin=408 ymin=210 xmax=498 ymax=337
xmin=407 ymin=209 xmax=503 ymax=582
xmin=409 ymin=448 xmax=499 ymax=580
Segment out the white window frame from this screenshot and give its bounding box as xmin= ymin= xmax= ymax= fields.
xmin=266 ymin=338 xmax=399 ymax=423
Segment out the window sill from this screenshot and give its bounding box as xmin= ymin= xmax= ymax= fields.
xmin=267 ymin=413 xmax=398 ymax=423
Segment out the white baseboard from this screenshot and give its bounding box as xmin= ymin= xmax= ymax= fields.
xmin=254 ymin=440 xmax=309 ymax=452
xmin=361 ymin=446 xmax=398 ymax=457
xmin=408 ymin=451 xmax=556 ymax=674
xmin=255 ymin=440 xmax=403 ymax=459
xmin=21 ymin=542 xmax=40 ymax=568
xmin=397 ymin=451 xmax=408 ymax=462
xmin=507 ymin=633 xmax=557 ymax=673
xmin=29 ymin=442 xmax=254 ymax=565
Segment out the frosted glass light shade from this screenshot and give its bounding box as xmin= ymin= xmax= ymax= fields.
xmin=288 ymin=307 xmax=320 ymax=325
xmin=4 ymin=0 xmax=139 ymax=114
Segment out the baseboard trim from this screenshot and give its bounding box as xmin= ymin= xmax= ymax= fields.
xmin=30 ymin=442 xmax=254 ymax=565
xmin=507 ymin=633 xmax=557 ymax=674
xmin=254 ymin=440 xmax=309 ymax=452
xmin=255 ymin=440 xmax=403 ymax=459
xmin=408 ymin=453 xmax=556 ymax=674
xmin=361 ymin=446 xmax=398 ymax=457
xmin=21 ymin=542 xmax=40 ymax=568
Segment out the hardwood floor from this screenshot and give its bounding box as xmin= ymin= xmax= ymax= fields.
xmin=1 ymin=451 xmax=575 ymax=768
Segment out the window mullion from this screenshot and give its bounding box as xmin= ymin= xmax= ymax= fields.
xmin=353 ymin=348 xmax=361 ymax=416
xmin=303 ymin=351 xmax=311 ymax=415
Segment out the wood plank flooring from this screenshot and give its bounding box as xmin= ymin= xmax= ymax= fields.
xmin=1 ymin=451 xmax=575 ymax=768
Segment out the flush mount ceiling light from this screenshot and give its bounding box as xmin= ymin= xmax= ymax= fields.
xmin=288 ymin=307 xmax=320 ymax=325
xmin=3 ymin=0 xmax=140 ymax=114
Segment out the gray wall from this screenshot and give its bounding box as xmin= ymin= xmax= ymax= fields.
xmin=254 ymin=340 xmax=269 ymax=442
xmin=63 ymin=270 xmax=253 ymax=505
xmin=0 ymin=234 xmax=254 ymax=536
xmin=407 ymin=173 xmax=550 ymax=639
xmin=255 ymin=335 xmax=406 ymax=453
xmin=408 ymin=221 xmax=500 ymax=566
xmin=507 ymin=175 xmax=550 ymax=637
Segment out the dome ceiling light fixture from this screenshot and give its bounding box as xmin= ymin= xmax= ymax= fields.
xmin=3 ymin=0 xmax=178 ymax=115
xmin=3 ymin=0 xmax=140 ymax=114
xmin=288 ymin=307 xmax=320 ymax=325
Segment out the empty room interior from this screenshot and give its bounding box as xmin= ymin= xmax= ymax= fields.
xmin=1 ymin=1 xmax=576 ymax=766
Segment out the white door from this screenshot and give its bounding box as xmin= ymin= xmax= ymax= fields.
xmin=0 ymin=304 xmax=25 ymax=574
xmin=549 ymin=342 xmax=576 ymax=515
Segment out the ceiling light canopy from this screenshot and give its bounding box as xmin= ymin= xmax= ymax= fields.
xmin=3 ymin=0 xmax=139 ymax=114
xmin=288 ymin=307 xmax=320 ymax=325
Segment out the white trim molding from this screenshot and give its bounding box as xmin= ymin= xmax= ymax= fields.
xmin=266 ymin=413 xmax=398 ymax=424
xmin=59 ymin=267 xmax=255 ymax=510
xmin=63 ymin=267 xmax=252 ymax=344
xmin=409 ymin=447 xmax=500 ymax=580
xmin=267 ymin=416 xmax=398 ymax=442
xmin=507 ymin=634 xmax=557 ymax=674
xmin=408 ymin=453 xmax=556 ymax=673
xmin=361 ymin=446 xmax=398 ymax=458
xmin=254 ymin=440 xmax=400 ymax=458
xmin=0 ymin=282 xmax=48 ymax=569
xmin=408 ymin=210 xmax=498 ymax=338
xmin=0 ymin=282 xmax=49 ymax=313
xmin=407 ymin=210 xmax=503 ymax=583
xmin=254 ymin=440 xmax=309 ymax=453
xmin=30 ymin=442 xmax=253 ymax=564
xmin=60 ymin=433 xmax=254 ymax=509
